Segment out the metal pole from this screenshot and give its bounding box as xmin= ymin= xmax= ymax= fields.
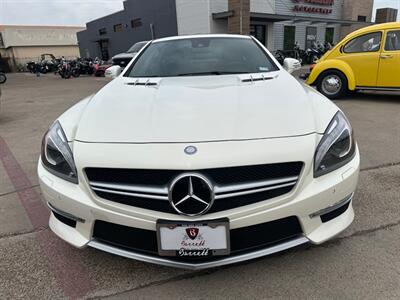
xmin=150 ymin=23 xmax=155 ymax=39
xmin=239 ymin=0 xmax=243 ymax=34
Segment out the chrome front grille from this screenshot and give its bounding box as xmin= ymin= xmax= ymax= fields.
xmin=90 ymin=182 xmax=168 ymax=201
xmin=86 ymin=162 xmax=303 ymax=214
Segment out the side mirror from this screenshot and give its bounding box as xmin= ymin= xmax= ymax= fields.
xmin=105 ymin=65 xmax=122 ymax=79
xmin=283 ymin=58 xmax=302 ymax=74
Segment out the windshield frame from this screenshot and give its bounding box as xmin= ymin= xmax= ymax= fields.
xmin=126 ymin=41 xmax=148 ymax=53
xmin=123 ymin=36 xmax=280 ymax=78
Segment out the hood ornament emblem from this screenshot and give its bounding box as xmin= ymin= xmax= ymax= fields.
xmin=169 ymin=173 xmax=214 ymax=216
xmin=184 ymin=145 xmax=197 ymax=155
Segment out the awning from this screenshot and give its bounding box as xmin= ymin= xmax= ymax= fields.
xmin=213 ymin=11 xmax=374 ymax=26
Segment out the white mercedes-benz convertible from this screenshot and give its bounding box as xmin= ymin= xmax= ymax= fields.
xmin=38 ymin=35 xmax=360 ymax=269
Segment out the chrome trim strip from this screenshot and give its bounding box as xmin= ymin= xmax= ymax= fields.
xmin=91 ymin=187 xmax=169 ymax=201
xmin=214 ymin=176 xmax=298 ymax=194
xmin=90 ymin=181 xmax=168 ymax=195
xmin=90 ymin=176 xmax=299 ymax=203
xmin=309 ymin=193 xmax=354 ymax=218
xmin=88 ymin=236 xmax=308 ymax=270
xmin=47 ymin=202 xmax=85 ymax=223
xmin=356 ymin=86 xmax=400 ymax=91
xmin=215 ymin=181 xmax=297 ymax=200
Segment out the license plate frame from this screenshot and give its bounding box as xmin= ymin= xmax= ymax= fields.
xmin=156 ymin=218 xmax=230 ymax=257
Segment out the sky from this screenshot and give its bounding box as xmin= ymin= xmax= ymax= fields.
xmin=0 ymin=0 xmax=399 ymax=26
xmin=0 ymin=0 xmax=125 ymax=26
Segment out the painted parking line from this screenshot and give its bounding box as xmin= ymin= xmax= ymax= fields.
xmin=0 ymin=136 xmax=94 ymax=299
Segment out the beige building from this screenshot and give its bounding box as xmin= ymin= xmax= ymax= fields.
xmin=341 ymin=0 xmax=374 ymax=37
xmin=0 ymin=25 xmax=84 ymax=72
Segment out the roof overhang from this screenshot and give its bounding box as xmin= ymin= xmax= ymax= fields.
xmin=251 ymin=13 xmax=375 ymax=26
xmin=213 ymin=11 xmax=374 ymax=26
xmin=212 ymin=11 xmax=234 ymax=19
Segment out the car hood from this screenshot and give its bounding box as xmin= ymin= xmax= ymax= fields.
xmin=75 ymin=72 xmax=321 ymax=143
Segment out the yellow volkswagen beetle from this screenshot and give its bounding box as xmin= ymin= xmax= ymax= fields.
xmin=307 ymin=22 xmax=400 ymax=99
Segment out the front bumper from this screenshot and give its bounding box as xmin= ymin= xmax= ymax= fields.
xmin=38 ymin=145 xmax=360 ymax=269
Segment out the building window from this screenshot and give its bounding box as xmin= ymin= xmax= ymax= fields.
xmin=305 ymin=27 xmax=317 ymax=49
xmin=357 ymin=16 xmax=367 ymax=22
xmin=283 ymin=26 xmax=295 ymax=50
xmin=0 ymin=33 xmax=4 ymax=47
xmin=250 ymin=25 xmax=266 ymax=46
xmin=131 ymin=18 xmax=143 ymax=28
xmin=113 ymin=24 xmax=123 ymax=32
xmin=325 ymin=28 xmax=334 ymax=45
xmin=99 ymin=28 xmax=107 ymax=35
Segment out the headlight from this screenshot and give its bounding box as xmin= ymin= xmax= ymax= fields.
xmin=314 ymin=111 xmax=355 ymax=177
xmin=41 ymin=121 xmax=78 ymax=183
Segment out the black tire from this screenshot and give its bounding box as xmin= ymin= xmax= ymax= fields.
xmin=317 ymin=70 xmax=348 ymax=100
xmin=0 ymin=73 xmax=6 ymax=84
xmin=72 ymin=69 xmax=80 ymax=78
xmin=64 ymin=70 xmax=71 ymax=79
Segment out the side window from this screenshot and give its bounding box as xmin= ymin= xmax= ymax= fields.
xmin=384 ymin=31 xmax=400 ymax=51
xmin=344 ymin=32 xmax=382 ymax=53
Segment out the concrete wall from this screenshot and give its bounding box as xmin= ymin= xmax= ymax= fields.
xmin=0 ymin=26 xmax=83 ymax=48
xmin=175 ymin=0 xmax=229 ymax=35
xmin=176 ymin=0 xmax=211 ymax=35
xmin=77 ymin=0 xmax=178 ymax=59
xmin=0 ymin=25 xmax=83 ymax=71
xmin=251 ymin=0 xmax=274 ymax=14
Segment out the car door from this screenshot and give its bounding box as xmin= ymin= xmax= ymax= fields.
xmin=377 ymin=30 xmax=400 ymax=88
xmin=338 ymin=31 xmax=383 ymax=87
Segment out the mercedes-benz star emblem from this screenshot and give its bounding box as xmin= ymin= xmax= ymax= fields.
xmin=169 ymin=173 xmax=214 ymax=216
xmin=184 ymin=145 xmax=197 ymax=155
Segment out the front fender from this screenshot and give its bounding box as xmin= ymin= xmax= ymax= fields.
xmin=306 ymin=60 xmax=356 ymax=91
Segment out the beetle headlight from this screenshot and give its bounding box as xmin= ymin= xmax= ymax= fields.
xmin=314 ymin=111 xmax=355 ymax=177
xmin=41 ymin=121 xmax=78 ymax=183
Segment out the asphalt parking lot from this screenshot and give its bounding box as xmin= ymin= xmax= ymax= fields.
xmin=0 ymin=73 xmax=399 ymax=299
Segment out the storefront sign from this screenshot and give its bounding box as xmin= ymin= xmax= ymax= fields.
xmin=293 ymin=0 xmax=334 ymax=5
xmin=292 ymin=0 xmax=334 ymax=15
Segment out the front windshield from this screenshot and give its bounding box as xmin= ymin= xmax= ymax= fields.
xmin=125 ymin=37 xmax=279 ymax=77
xmin=127 ymin=41 xmax=147 ymax=53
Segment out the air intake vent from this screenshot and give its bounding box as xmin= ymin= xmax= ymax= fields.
xmin=240 ymin=73 xmax=278 ymax=83
xmin=125 ymin=79 xmax=158 ymax=86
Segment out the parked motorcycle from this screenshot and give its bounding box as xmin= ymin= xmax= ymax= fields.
xmin=304 ymin=42 xmax=320 ymax=64
xmin=324 ymin=41 xmax=333 ymax=52
xmin=272 ymin=50 xmax=286 ymax=65
xmin=293 ymin=41 xmax=305 ymax=65
xmin=71 ymin=58 xmax=95 ymax=77
xmin=93 ymin=58 xmax=112 ymax=77
xmin=26 ymin=61 xmax=37 ymax=73
xmin=57 ymin=59 xmax=72 ymax=79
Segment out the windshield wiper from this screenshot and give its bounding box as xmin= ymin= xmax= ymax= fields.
xmin=176 ymin=71 xmax=249 ymax=76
